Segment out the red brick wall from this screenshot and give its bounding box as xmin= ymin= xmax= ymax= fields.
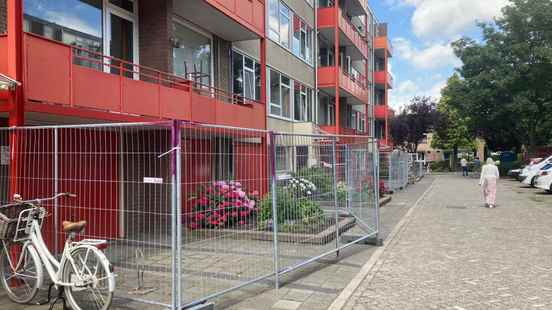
xmin=0 ymin=0 xmax=6 ymax=34
xmin=139 ymin=0 xmax=173 ymax=72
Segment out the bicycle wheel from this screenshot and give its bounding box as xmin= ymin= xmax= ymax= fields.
xmin=0 ymin=242 xmax=43 ymax=304
xmin=62 ymin=246 xmax=114 ymax=310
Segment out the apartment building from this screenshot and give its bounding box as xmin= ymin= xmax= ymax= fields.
xmin=0 ymin=1 xmax=385 ymax=179
xmin=374 ymin=23 xmax=393 ymax=146
xmin=317 ymin=0 xmax=374 ymax=137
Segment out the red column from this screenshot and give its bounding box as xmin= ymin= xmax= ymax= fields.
xmin=6 ymin=0 xmax=24 ymax=200
xmin=334 ymin=2 xmax=340 ymax=134
xmin=384 ymin=49 xmax=389 ymax=145
xmin=7 ymin=0 xmax=24 ymax=126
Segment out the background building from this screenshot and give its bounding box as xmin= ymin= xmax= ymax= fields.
xmin=374 ymin=22 xmax=393 ymax=146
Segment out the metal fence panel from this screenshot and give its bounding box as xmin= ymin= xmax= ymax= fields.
xmin=0 ymin=122 xmax=380 ymax=309
xmin=0 ymin=123 xmax=176 ymax=308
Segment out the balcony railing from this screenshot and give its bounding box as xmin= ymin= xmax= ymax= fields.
xmin=317 ymin=7 xmax=368 ymax=58
xmin=21 ymin=33 xmax=265 ymax=128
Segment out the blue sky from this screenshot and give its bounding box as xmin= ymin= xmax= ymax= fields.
xmin=368 ymin=0 xmax=510 ymax=111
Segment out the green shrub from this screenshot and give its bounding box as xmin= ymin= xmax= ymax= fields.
xmin=295 ymin=166 xmax=333 ymax=195
xmin=429 ymin=161 xmax=450 ymax=172
xmin=259 ymin=186 xmax=324 ymax=226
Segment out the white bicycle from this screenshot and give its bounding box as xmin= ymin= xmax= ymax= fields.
xmin=0 ymin=193 xmax=115 ymax=310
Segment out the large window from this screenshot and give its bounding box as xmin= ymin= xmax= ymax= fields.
xmin=233 ymin=51 xmax=261 ymax=101
xmin=269 ymin=69 xmax=291 ymax=118
xmin=270 ymin=69 xmax=314 ymax=121
xmin=24 ymin=0 xmax=103 ymax=54
xmin=294 ymin=83 xmax=314 ymax=122
xmin=269 ymin=0 xmax=313 ymax=64
xmin=173 ymin=21 xmax=211 ymax=85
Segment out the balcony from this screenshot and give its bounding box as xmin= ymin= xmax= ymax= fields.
xmin=18 ymin=33 xmax=265 ymax=128
xmin=318 ymin=66 xmax=369 ymax=104
xmin=375 ymin=36 xmax=393 ymax=57
xmin=374 ymin=105 xmax=389 ymax=120
xmin=317 ymin=7 xmax=368 ymax=59
xmin=374 ymin=71 xmax=393 ymax=89
xmin=175 ymin=0 xmax=265 ymax=40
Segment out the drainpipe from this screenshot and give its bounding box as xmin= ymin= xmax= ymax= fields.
xmin=314 ymin=0 xmax=318 ymax=128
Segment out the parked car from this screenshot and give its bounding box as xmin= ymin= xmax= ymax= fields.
xmin=535 ymin=165 xmax=552 ymax=192
xmin=522 ymin=161 xmax=552 ymax=187
xmin=518 ymin=156 xmax=548 ymax=182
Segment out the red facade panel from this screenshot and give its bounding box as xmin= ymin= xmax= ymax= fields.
xmin=24 ymin=35 xmax=70 ymax=105
xmin=159 ymin=86 xmax=192 ymax=120
xmin=72 ymin=66 xmax=121 ymax=111
xmin=0 ymin=35 xmax=7 ymax=74
xmin=190 ymin=92 xmax=217 ymax=124
xmin=317 ymin=66 xmax=337 ymax=87
xmin=122 ymin=78 xmax=161 ymax=117
xmin=374 ymin=105 xmax=388 ymax=119
xmin=206 ymin=0 xmax=265 ymax=36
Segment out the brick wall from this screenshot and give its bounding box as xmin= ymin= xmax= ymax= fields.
xmin=0 ymin=0 xmax=6 ymax=34
xmin=139 ymin=0 xmax=173 ymax=72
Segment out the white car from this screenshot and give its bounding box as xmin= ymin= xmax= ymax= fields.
xmin=520 ymin=156 xmax=552 ymax=184
xmin=535 ymin=164 xmax=552 ymax=192
xmin=518 ymin=158 xmax=542 ymax=180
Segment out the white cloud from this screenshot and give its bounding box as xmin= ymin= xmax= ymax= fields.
xmin=398 ymin=80 xmax=418 ymax=93
xmin=389 ymin=79 xmax=446 ymax=110
xmin=392 ymin=37 xmax=460 ymax=70
xmin=397 ymin=0 xmax=509 ymax=40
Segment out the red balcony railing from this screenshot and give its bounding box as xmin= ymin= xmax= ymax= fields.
xmin=317 ymin=7 xmax=367 ymax=58
xmin=374 ymin=71 xmax=393 ymax=89
xmin=374 ymin=105 xmax=388 ymax=120
xmin=375 ymin=36 xmax=393 ymax=56
xmin=317 ymin=65 xmax=368 ymax=103
xmin=21 ymin=33 xmax=265 ymax=128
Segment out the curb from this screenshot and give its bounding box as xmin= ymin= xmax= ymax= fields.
xmin=327 ymin=178 xmax=436 ymax=310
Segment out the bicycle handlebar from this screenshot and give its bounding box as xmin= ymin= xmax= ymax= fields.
xmin=1 ymin=192 xmax=77 ymax=209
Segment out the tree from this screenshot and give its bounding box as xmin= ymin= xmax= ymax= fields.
xmin=432 ymin=74 xmax=476 ymax=168
xmin=390 ymin=96 xmax=441 ymax=153
xmin=449 ymin=0 xmax=552 ymax=151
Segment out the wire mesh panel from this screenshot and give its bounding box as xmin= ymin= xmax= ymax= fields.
xmin=0 ymin=122 xmax=381 ymax=309
xmin=179 ymin=123 xmax=272 ymax=307
xmin=0 ymin=123 xmax=175 ymax=308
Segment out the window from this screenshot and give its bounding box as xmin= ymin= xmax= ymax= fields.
xmin=24 ymin=0 xmax=103 ymax=58
xmin=173 ymin=22 xmax=211 ymax=85
xmin=269 ymin=0 xmax=280 ymax=41
xmin=279 ymin=4 xmax=291 ymax=48
xmin=296 ymin=146 xmax=309 ymax=170
xmin=276 ymin=146 xmax=291 ymax=172
xmin=233 ymin=51 xmax=261 ymax=101
xmin=269 ymin=69 xmax=293 ymax=119
xmin=292 ymin=16 xmax=313 ymax=63
xmin=269 ymin=0 xmax=312 ymax=64
xmin=294 ymin=83 xmax=314 ymax=122
xmin=213 ymin=138 xmax=233 ymax=180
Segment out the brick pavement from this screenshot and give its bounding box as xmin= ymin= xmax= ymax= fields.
xmin=342 ymin=175 xmax=552 ymax=310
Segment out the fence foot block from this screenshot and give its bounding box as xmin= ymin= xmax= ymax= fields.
xmin=340 ymin=235 xmax=383 ymax=246
xmin=185 ymin=303 xmax=215 ymax=310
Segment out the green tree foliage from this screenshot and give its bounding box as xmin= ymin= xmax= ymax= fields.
xmin=390 ymin=96 xmax=441 ymax=152
xmin=432 ymin=74 xmax=476 ymax=166
xmin=449 ymin=0 xmax=552 ymax=151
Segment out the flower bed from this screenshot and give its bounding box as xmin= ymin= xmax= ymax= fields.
xmin=187 ymin=181 xmax=259 ymax=230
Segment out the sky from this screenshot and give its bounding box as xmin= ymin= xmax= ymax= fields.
xmin=368 ymin=0 xmax=511 ymax=111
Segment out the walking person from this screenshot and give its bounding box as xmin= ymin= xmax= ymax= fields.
xmin=479 ymin=158 xmax=500 ymax=208
xmin=460 ymin=157 xmax=469 ymax=176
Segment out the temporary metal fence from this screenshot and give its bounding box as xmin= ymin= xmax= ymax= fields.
xmin=379 ymin=149 xmax=410 ymax=192
xmin=0 ymin=121 xmax=380 ymax=309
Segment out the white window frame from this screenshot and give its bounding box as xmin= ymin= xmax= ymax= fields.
xmin=233 ymin=50 xmax=260 ymax=101
xmin=103 ymin=0 xmax=139 ymax=77
xmin=172 ymin=16 xmax=214 ymax=87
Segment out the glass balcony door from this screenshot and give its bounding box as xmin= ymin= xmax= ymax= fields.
xmin=104 ymin=2 xmax=138 ymax=77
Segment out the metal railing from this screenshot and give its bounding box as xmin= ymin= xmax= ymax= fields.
xmin=0 ymin=121 xmax=380 ymax=309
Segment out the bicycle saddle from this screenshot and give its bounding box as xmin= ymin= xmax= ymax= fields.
xmin=62 ymin=220 xmax=87 ymax=233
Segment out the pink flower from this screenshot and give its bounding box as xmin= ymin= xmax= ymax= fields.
xmin=189 ymin=222 xmax=199 ymax=229
xmin=239 ymin=211 xmax=249 ymax=217
xmin=247 ymin=200 xmax=256 ymax=209
xmin=237 ymin=190 xmax=246 ymax=198
xmin=195 ymin=213 xmax=205 ymax=221
xmin=239 ymin=220 xmax=246 ymax=225
xmin=198 ymin=197 xmax=209 ymax=206
xmin=233 ymin=200 xmax=242 ymax=208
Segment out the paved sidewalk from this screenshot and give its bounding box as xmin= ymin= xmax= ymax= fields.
xmin=0 ymin=177 xmax=435 ymax=310
xmin=342 ymin=175 xmax=552 ymax=309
